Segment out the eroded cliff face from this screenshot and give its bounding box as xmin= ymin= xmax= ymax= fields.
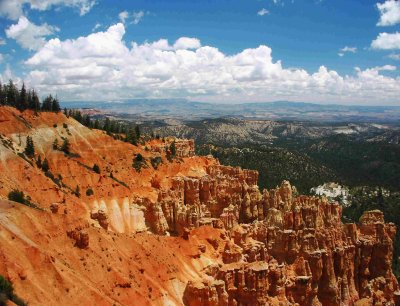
xmin=0 ymin=106 xmax=398 ymax=306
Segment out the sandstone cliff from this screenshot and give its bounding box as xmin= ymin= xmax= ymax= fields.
xmin=0 ymin=106 xmax=398 ymax=305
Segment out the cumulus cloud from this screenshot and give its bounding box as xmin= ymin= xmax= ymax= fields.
xmin=0 ymin=0 xmax=96 ymax=20
xmin=377 ymin=0 xmax=400 ymax=26
xmin=371 ymin=32 xmax=400 ymax=49
xmin=22 ymin=23 xmax=400 ymax=104
xmin=5 ymin=16 xmax=58 ymax=51
xmin=257 ymin=8 xmax=270 ymax=16
xmin=119 ymin=10 xmax=146 ymax=25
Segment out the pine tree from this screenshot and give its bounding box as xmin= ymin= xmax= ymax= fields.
xmin=64 ymin=108 xmax=68 ymax=117
xmin=42 ymin=158 xmax=49 ymax=172
xmin=52 ymin=96 xmax=61 ymax=113
xmin=24 ymin=136 xmax=35 ymax=157
xmin=93 ymin=119 xmax=100 ymax=129
xmin=0 ymin=81 xmax=4 ymax=105
xmin=27 ymin=90 xmax=33 ymax=110
xmin=42 ymin=95 xmax=53 ymax=111
xmin=126 ymin=128 xmax=137 ymax=145
xmin=103 ymin=117 xmax=111 ymax=133
xmin=75 ymin=185 xmax=80 ymax=197
xmin=6 ymin=80 xmax=18 ymax=107
xmin=61 ymin=138 xmax=70 ymax=154
xmin=135 ymin=125 xmax=141 ymax=139
xmin=36 ymin=155 xmax=42 ymax=168
xmin=52 ymin=138 xmax=59 ymax=150
xmin=83 ymin=115 xmax=91 ymax=127
xmin=19 ymin=83 xmax=28 ymax=111
xmin=93 ymin=164 xmax=100 ymax=174
xmin=31 ymin=90 xmax=40 ymax=113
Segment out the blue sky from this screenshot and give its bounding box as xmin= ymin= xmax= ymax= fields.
xmin=0 ymin=0 xmax=400 ymax=104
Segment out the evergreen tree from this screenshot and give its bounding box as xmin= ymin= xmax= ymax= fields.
xmin=19 ymin=83 xmax=28 ymax=111
xmin=75 ymin=185 xmax=80 ymax=197
xmin=135 ymin=125 xmax=141 ymax=139
xmin=52 ymin=138 xmax=59 ymax=150
xmin=36 ymin=155 xmax=42 ymax=168
xmin=0 ymin=81 xmax=5 ymax=105
xmin=93 ymin=119 xmax=100 ymax=129
xmin=31 ymin=90 xmax=40 ymax=113
xmin=103 ymin=117 xmax=111 ymax=133
xmin=52 ymin=96 xmax=61 ymax=113
xmin=27 ymin=90 xmax=33 ymax=110
xmin=61 ymin=138 xmax=70 ymax=154
xmin=42 ymin=158 xmax=49 ymax=172
xmin=93 ymin=164 xmax=100 ymax=174
xmin=24 ymin=136 xmax=35 ymax=157
xmin=64 ymin=108 xmax=68 ymax=117
xmin=126 ymin=128 xmax=137 ymax=145
xmin=42 ymin=94 xmax=53 ymax=111
xmin=83 ymin=115 xmax=91 ymax=127
xmin=6 ymin=80 xmax=18 ymax=107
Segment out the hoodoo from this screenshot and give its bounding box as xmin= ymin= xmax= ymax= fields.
xmin=0 ymin=106 xmax=398 ymax=305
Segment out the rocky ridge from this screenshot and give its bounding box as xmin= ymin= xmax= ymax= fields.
xmin=0 ymin=106 xmax=398 ymax=305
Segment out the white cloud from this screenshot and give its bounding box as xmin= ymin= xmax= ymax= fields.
xmin=132 ymin=11 xmax=145 ymax=25
xmin=257 ymin=8 xmax=270 ymax=16
xmin=340 ymin=46 xmax=357 ymax=53
xmin=377 ymin=0 xmax=400 ymax=26
xmin=118 ymin=11 xmax=129 ymax=24
xmin=271 ymin=0 xmax=283 ymax=5
xmin=388 ymin=53 xmax=400 ymax=60
xmin=5 ymin=16 xmax=58 ymax=51
xmin=92 ymin=23 xmax=101 ymax=31
xmin=21 ymin=23 xmax=400 ymax=104
xmin=0 ymin=54 xmax=3 ymax=63
xmin=0 ymin=38 xmax=6 ymax=46
xmin=371 ymin=32 xmax=400 ymax=49
xmin=0 ymin=0 xmax=96 ymax=20
xmin=338 ymin=46 xmax=357 ymax=57
xmin=119 ymin=10 xmax=146 ymax=25
xmin=173 ymin=37 xmax=201 ymax=50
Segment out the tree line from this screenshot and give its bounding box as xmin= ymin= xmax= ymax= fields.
xmin=0 ymin=80 xmax=60 ymax=112
xmin=66 ymin=109 xmax=142 ymax=145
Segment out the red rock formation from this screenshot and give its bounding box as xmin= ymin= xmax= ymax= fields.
xmin=0 ymin=106 xmax=398 ymax=306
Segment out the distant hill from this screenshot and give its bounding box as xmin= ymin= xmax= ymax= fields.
xmin=62 ymin=99 xmax=400 ymax=123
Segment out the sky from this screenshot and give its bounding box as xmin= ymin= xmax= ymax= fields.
xmin=0 ymin=0 xmax=400 ymax=105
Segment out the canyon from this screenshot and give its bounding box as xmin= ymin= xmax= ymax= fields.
xmin=0 ymin=106 xmax=399 ymax=305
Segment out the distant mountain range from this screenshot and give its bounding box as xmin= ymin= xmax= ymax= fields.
xmin=62 ymin=99 xmax=400 ymax=123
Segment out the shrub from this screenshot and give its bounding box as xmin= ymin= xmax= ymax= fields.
xmin=93 ymin=164 xmax=100 ymax=174
xmin=42 ymin=158 xmax=49 ymax=172
xmin=133 ymin=154 xmax=145 ymax=172
xmin=61 ymin=138 xmax=70 ymax=154
xmin=86 ymin=188 xmax=94 ymax=196
xmin=63 ymin=123 xmax=68 ymax=129
xmin=8 ymin=190 xmax=25 ymax=204
xmin=151 ymin=156 xmax=162 ymax=169
xmin=0 ymin=275 xmax=27 ymax=306
xmin=74 ymin=185 xmax=80 ymax=197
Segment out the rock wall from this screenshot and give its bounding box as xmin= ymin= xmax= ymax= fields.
xmin=183 ymin=181 xmax=400 ymax=306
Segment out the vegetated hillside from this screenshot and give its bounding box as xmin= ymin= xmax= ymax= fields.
xmin=197 ymin=144 xmax=338 ymax=193
xmin=146 ymin=117 xmax=400 ymax=146
xmin=275 ymin=134 xmax=400 ymax=191
xmin=145 ymin=118 xmax=400 ymax=193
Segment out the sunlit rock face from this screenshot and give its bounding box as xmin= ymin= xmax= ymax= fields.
xmin=182 ymin=181 xmax=399 ymax=306
xmin=0 ymin=106 xmax=398 ymax=306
